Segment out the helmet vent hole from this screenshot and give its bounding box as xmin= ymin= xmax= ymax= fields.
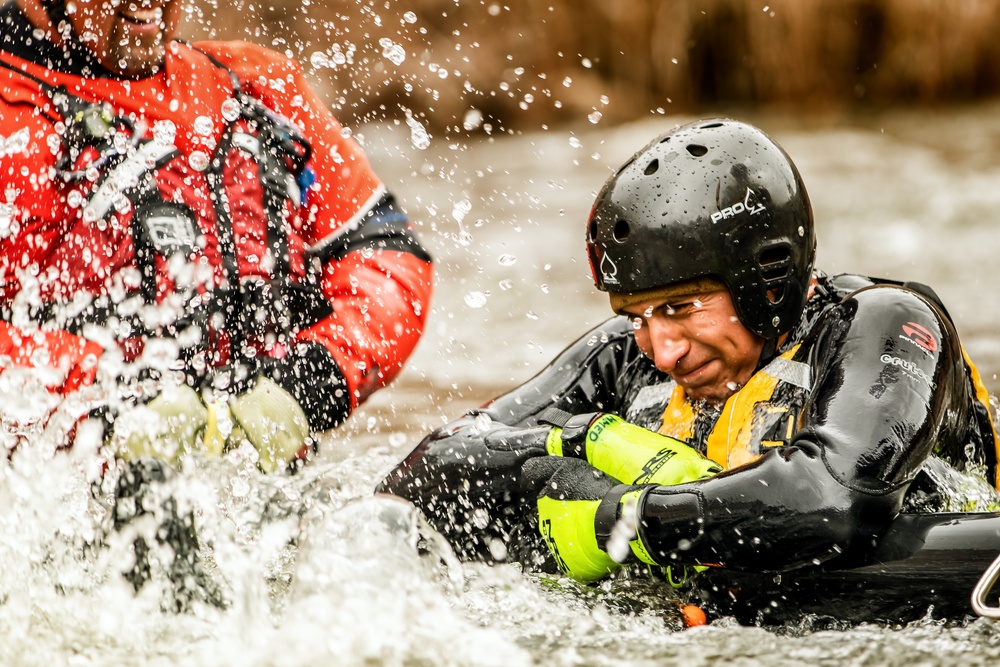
xmin=588 ymin=219 xmax=598 ymax=242
xmin=644 ymin=159 xmax=659 ymax=175
xmin=686 ymin=144 xmax=708 ymax=157
xmin=759 ymin=246 xmax=793 ymax=295
xmin=613 ymin=219 xmax=630 ymax=243
xmin=700 ymin=122 xmax=724 ymax=129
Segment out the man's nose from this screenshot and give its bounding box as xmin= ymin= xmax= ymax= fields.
xmin=647 ymin=319 xmax=689 ymax=372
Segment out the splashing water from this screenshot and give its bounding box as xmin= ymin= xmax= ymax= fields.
xmin=404 ymin=111 xmax=430 ymax=150
xmin=379 ymin=38 xmax=406 ymax=66
xmin=4 ymin=108 xmax=1000 ymax=666
xmin=463 ymin=109 xmax=484 ymax=131
xmin=464 ymin=291 xmax=488 ymax=309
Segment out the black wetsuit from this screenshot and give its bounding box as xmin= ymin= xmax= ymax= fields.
xmin=379 ymin=273 xmax=999 ymax=575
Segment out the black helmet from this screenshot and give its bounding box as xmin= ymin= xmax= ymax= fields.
xmin=586 ymin=118 xmax=815 ymax=338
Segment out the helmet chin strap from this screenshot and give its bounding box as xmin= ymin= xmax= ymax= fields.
xmin=753 ymin=279 xmax=807 ymax=372
xmin=755 ymin=336 xmax=779 ymax=372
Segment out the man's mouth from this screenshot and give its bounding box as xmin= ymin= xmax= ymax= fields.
xmin=120 ymin=6 xmax=163 ymax=25
xmin=673 ymin=360 xmax=711 ymax=386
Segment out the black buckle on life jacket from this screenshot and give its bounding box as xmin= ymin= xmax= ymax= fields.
xmin=48 ymin=85 xmax=142 ymax=182
xmin=235 ymin=90 xmax=311 ymax=175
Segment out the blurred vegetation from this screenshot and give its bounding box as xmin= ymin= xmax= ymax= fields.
xmin=185 ymin=0 xmax=1000 ymax=134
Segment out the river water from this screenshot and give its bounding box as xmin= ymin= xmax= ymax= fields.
xmin=2 ymin=107 xmax=1000 ymax=665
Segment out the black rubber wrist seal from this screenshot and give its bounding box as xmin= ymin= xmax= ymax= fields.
xmin=537 ymin=407 xmax=601 ymax=459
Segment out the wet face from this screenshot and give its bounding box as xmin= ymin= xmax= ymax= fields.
xmin=66 ymin=0 xmax=185 ymax=77
xmin=622 ymin=289 xmax=765 ymax=404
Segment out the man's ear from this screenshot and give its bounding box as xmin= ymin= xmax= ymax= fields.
xmin=17 ymin=0 xmax=65 ymax=47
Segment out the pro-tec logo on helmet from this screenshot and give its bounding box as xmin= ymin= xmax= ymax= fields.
xmin=711 ymin=187 xmax=766 ymax=224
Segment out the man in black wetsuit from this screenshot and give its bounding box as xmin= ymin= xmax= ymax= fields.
xmin=380 ymin=119 xmax=999 ymax=584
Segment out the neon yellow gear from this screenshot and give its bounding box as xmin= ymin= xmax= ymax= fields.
xmin=537 ymin=494 xmax=620 ymax=582
xmin=524 ymin=456 xmax=624 ymax=583
xmin=546 ymin=413 xmax=721 ymax=485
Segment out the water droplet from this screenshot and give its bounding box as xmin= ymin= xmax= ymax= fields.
xmin=463 ymin=109 xmax=483 ymax=131
xmin=498 ymin=279 xmax=513 ymax=291
xmin=798 ymin=226 xmax=805 ymax=237
xmin=152 ymin=120 xmax=176 ymax=145
xmin=66 ymin=190 xmax=83 ymax=208
xmin=388 ymin=432 xmax=408 ymax=448
xmin=193 ymin=115 xmax=214 ymax=136
xmin=772 ymin=315 xmax=781 ymax=327
xmin=568 ymin=136 xmax=582 ymax=149
xmin=406 ymin=112 xmax=430 ymax=150
xmin=309 ymin=51 xmax=330 ymax=69
xmin=498 ymin=253 xmax=517 ymax=266
xmin=403 ymin=11 xmax=417 ymax=23
xmin=188 ymin=151 xmax=209 ymax=171
xmin=0 ymin=204 xmax=13 ymax=239
xmin=1 ymin=129 xmax=29 ymax=156
xmin=588 ymin=111 xmax=602 ymax=124
xmin=526 ymin=311 xmax=538 ymax=320
xmin=471 ymin=508 xmax=490 ymax=529
xmin=472 ymin=413 xmax=492 ymax=433
xmin=221 ymin=98 xmax=241 ymax=122
xmin=464 ymin=291 xmax=487 ymax=309
xmin=112 ymin=131 xmax=128 ymax=153
xmin=379 ymin=38 xmax=406 ymax=66
xmin=488 ymin=538 xmax=508 ymax=562
xmin=452 ymin=198 xmax=471 ymax=223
